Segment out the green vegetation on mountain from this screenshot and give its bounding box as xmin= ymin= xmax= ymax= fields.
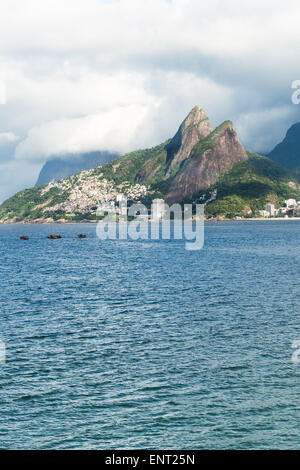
xmin=205 ymin=153 xmax=300 ymax=218
xmin=0 ymin=186 xmax=71 ymax=222
xmin=1 ymin=107 xmax=300 ymax=223
xmin=93 ymin=141 xmax=169 ymax=185
xmin=191 ymin=121 xmax=233 ymax=157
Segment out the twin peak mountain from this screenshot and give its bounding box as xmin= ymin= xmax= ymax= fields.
xmin=33 ymin=106 xmax=248 ymax=206
xmin=3 ymin=106 xmax=278 ymax=223
xmin=162 ymin=106 xmax=248 ymax=203
xmin=105 ymin=105 xmax=248 ymax=204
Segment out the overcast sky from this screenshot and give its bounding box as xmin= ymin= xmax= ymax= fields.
xmin=1 ymin=0 xmax=300 ymax=202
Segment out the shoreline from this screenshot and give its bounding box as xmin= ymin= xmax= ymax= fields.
xmin=207 ymin=217 xmax=300 ymax=222
xmin=1 ymin=217 xmax=300 ymax=225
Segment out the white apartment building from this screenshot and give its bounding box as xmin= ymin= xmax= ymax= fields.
xmin=258 ymin=210 xmax=270 ymax=217
xmin=152 ymin=199 xmax=165 ymax=220
xmin=266 ymin=204 xmax=275 ymax=216
xmin=116 ymin=193 xmax=127 ymax=203
xmin=285 ymin=199 xmax=297 ymax=209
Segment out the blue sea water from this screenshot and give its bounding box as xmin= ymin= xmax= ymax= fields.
xmin=0 ymin=220 xmax=299 ymax=449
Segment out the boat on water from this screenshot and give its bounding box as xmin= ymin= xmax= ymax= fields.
xmin=47 ymin=235 xmax=62 ymax=239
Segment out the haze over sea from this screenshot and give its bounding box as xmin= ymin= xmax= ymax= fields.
xmin=0 ymin=221 xmax=299 ymax=449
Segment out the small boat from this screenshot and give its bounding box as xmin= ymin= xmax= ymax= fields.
xmin=77 ymin=234 xmax=87 ymax=238
xmin=47 ymin=234 xmax=62 ymax=239
xmin=20 ymin=236 xmax=29 ymax=240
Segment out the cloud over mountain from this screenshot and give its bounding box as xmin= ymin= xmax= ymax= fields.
xmin=1 ymin=0 xmax=300 ymax=202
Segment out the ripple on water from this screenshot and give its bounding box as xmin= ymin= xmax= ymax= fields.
xmin=0 ymin=221 xmax=299 ymax=449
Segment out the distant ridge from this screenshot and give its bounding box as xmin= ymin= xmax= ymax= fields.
xmin=35 ymin=150 xmax=118 ymax=186
xmin=268 ymin=123 xmax=300 ymax=173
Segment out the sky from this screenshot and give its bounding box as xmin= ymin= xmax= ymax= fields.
xmin=1 ymin=0 xmax=300 ymax=202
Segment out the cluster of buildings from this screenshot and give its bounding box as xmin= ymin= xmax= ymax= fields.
xmin=257 ymin=199 xmax=300 ymax=218
xmin=41 ymin=169 xmax=150 ymax=217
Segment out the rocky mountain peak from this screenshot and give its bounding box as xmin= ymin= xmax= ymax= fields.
xmin=166 ymin=120 xmax=248 ymax=204
xmin=204 ymin=121 xmax=246 ymax=156
xmin=165 ymin=106 xmax=212 ymax=177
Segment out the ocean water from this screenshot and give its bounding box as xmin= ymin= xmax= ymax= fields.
xmin=0 ymin=221 xmax=299 ymax=450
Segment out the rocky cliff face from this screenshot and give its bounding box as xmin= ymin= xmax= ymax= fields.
xmin=0 ymin=107 xmax=255 ymax=222
xmin=165 ymin=106 xmax=212 ymax=177
xmin=166 ymin=121 xmax=248 ymax=203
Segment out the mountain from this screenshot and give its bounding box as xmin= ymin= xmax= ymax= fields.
xmin=166 ymin=121 xmax=248 ymax=204
xmin=165 ymin=106 xmax=212 ymax=177
xmin=35 ymin=150 xmax=118 ymax=186
xmin=1 ymin=106 xmax=300 ymax=223
xmin=268 ymin=123 xmax=300 ymax=173
xmin=204 ymin=152 xmax=300 ymax=219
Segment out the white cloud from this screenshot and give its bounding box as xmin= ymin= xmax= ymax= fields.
xmin=0 ymin=132 xmax=19 ymax=143
xmin=15 ymin=104 xmax=152 ymax=161
xmin=235 ymin=106 xmax=297 ymax=153
xmin=0 ymin=159 xmax=41 ymax=203
xmin=0 ymin=0 xmax=300 ymax=201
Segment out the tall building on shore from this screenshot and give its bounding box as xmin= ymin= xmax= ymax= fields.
xmin=152 ymin=199 xmax=165 ymax=220
xmin=266 ymin=204 xmax=275 ymax=216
